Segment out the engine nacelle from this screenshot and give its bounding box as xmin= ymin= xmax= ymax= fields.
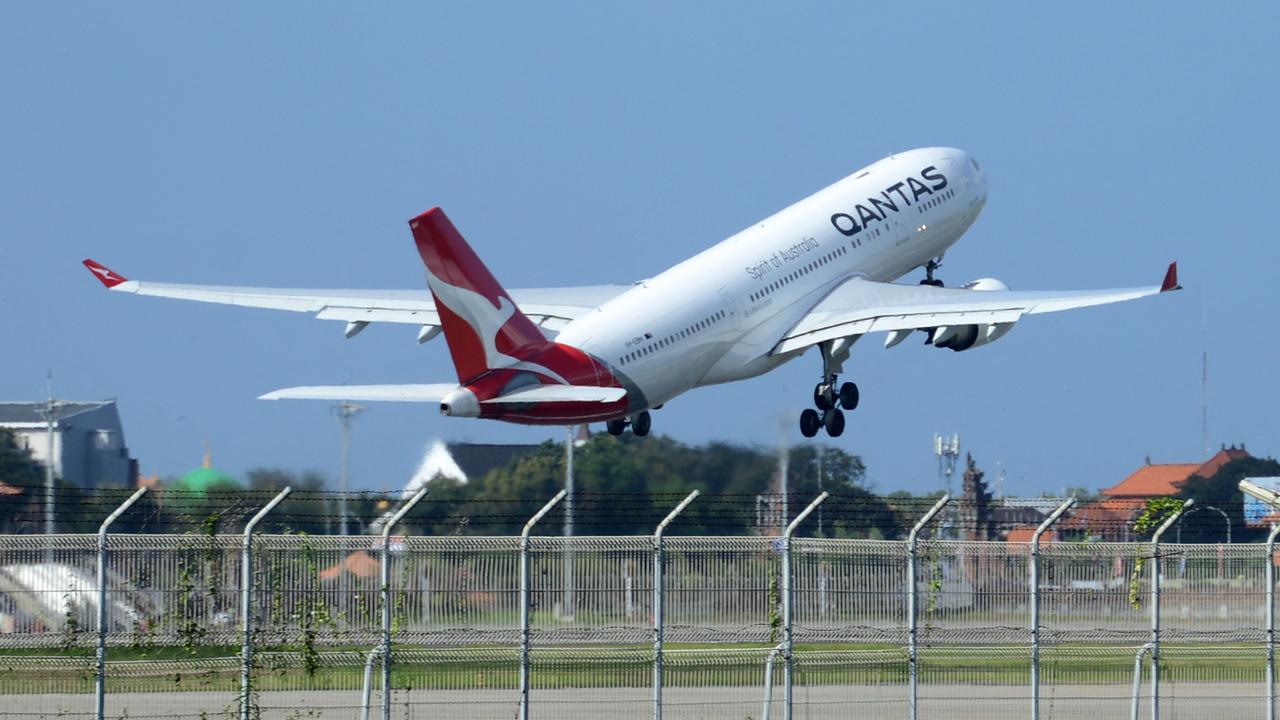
xmin=931 ymin=278 xmax=1015 ymax=351
xmin=959 ymin=277 xmax=1010 ymax=292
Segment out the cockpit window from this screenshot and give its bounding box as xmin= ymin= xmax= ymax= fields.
xmin=970 ymin=157 xmax=981 ymax=172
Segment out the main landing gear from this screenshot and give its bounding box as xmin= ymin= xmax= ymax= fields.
xmin=799 ymin=340 xmax=860 ymax=439
xmin=919 ymin=258 xmax=945 ymax=287
xmin=606 ymin=410 xmax=651 ymax=437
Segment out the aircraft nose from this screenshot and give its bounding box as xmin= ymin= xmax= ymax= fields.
xmin=964 ymin=153 xmax=987 ymax=198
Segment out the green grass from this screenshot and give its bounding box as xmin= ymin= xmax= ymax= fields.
xmin=0 ymin=643 xmax=1267 ymax=694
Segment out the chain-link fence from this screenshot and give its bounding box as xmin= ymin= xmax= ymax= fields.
xmin=1 ymin=491 xmax=1275 ymax=719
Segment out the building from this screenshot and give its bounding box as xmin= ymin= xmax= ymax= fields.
xmin=0 ymin=400 xmax=136 ymax=487
xmin=955 ymin=455 xmax=1050 ymax=541
xmin=1241 ymin=476 xmax=1280 ymax=527
xmin=1061 ymin=444 xmax=1251 ymax=541
xmin=400 ymin=440 xmax=561 ymax=495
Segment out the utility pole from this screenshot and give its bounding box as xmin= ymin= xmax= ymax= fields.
xmin=332 ymin=402 xmax=365 ymax=535
xmin=816 ymin=447 xmax=825 ymax=536
xmin=779 ymin=442 xmax=790 ymax=530
xmin=38 ymin=371 xmax=66 ymax=536
xmin=563 ymin=425 xmax=576 ymax=618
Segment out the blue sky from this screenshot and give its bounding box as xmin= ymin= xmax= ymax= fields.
xmin=2 ymin=3 xmax=1276 ymax=496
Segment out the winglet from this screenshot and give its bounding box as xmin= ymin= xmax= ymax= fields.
xmin=1159 ymin=261 xmax=1181 ymax=293
xmin=82 ymin=259 xmax=128 ymax=289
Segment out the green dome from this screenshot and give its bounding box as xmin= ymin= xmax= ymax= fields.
xmin=177 ymin=466 xmax=236 ymax=493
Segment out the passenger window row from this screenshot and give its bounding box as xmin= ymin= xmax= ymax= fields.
xmin=917 ymin=187 xmax=957 ymax=213
xmin=620 ymin=310 xmax=727 ymax=365
xmin=749 ymin=244 xmax=849 ymax=303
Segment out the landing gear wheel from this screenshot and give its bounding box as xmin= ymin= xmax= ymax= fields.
xmin=813 ymin=383 xmax=834 ymax=411
xmin=632 ymin=411 xmax=652 ymax=437
xmin=838 ymin=382 xmax=859 ymax=411
xmin=824 ymin=408 xmax=846 ymax=438
xmin=799 ymin=408 xmax=822 ymax=438
xmin=606 ymin=418 xmax=627 ymax=436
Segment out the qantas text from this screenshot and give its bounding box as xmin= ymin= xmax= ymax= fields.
xmin=829 ymin=166 xmax=948 ymax=236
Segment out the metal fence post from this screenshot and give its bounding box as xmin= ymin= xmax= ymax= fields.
xmin=520 ymin=490 xmax=568 ymax=720
xmin=360 ymin=643 xmax=382 ymax=720
xmin=240 ymin=487 xmax=292 ymax=720
xmin=1131 ymin=643 xmax=1154 ymax=720
xmin=1031 ymin=496 xmax=1075 ymax=720
xmin=1240 ymin=480 xmax=1280 ymax=720
xmin=907 ymin=494 xmax=950 ymax=720
xmin=782 ymin=491 xmax=828 ymax=720
xmin=761 ymin=641 xmax=787 ymax=720
xmin=653 ymin=490 xmax=699 ymax=720
xmin=94 ymin=487 xmax=147 ymax=720
xmin=1267 ymin=522 xmax=1280 ymax=720
xmin=381 ymin=487 xmax=429 ymax=720
xmin=1150 ymin=499 xmax=1191 ymax=720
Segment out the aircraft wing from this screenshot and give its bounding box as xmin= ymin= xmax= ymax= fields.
xmin=259 ymin=384 xmax=460 ymax=402
xmin=773 ymin=262 xmax=1180 ymax=354
xmin=82 ymin=259 xmax=628 ymax=340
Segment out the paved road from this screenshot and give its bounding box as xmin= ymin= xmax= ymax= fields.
xmin=5 ymin=684 xmax=1267 ymax=719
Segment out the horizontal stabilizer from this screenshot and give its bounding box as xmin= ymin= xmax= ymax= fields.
xmin=259 ymin=383 xmax=626 ymax=404
xmin=259 ymin=384 xmax=459 ymax=402
xmin=481 ymin=385 xmax=626 ymax=404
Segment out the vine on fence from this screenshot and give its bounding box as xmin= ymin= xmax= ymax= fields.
xmin=1128 ymin=498 xmax=1185 ymax=609
xmin=59 ymin=592 xmax=82 ymax=651
xmin=173 ymin=513 xmax=223 ymax=652
xmin=296 ymin=535 xmax=335 ymax=677
xmin=924 ymin=542 xmax=943 ymax=619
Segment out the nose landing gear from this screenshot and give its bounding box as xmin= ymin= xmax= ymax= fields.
xmin=919 ymin=258 xmax=945 ymax=287
xmin=606 ymin=410 xmax=652 ymax=437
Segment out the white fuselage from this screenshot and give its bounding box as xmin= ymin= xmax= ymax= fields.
xmin=555 ymin=147 xmax=989 ymax=410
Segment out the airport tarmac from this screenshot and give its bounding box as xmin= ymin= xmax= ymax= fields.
xmin=6 ymin=683 xmax=1265 ymax=719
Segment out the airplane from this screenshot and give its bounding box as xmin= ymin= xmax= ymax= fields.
xmin=83 ymin=147 xmax=1180 ymax=439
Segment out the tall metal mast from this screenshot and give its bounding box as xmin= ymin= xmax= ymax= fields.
xmin=332 ymin=402 xmax=365 ymax=535
xmin=39 ymin=370 xmax=66 ymax=536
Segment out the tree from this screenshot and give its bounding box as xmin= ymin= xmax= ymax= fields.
xmin=0 ymin=429 xmax=43 ymax=489
xmin=1177 ymin=456 xmax=1280 ymax=543
xmin=0 ymin=430 xmax=45 ymax=532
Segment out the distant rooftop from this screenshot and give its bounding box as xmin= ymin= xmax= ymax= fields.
xmin=0 ymin=400 xmax=115 ymax=425
xmin=1101 ymin=445 xmax=1252 ymax=499
xmin=401 ymin=440 xmax=550 ymax=497
xmin=447 ymin=443 xmax=545 ymax=481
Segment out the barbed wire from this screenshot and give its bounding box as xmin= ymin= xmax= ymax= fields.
xmin=0 ymin=484 xmax=1257 ymax=537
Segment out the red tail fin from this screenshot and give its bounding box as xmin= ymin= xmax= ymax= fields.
xmin=82 ymin=259 xmax=128 ymax=288
xmin=409 ymin=208 xmax=549 ymax=384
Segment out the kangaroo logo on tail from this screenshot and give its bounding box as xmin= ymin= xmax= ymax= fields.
xmin=410 ymin=208 xmax=562 ymax=385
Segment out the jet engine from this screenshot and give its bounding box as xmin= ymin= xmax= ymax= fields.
xmin=959 ymin=277 xmax=1009 ymax=292
xmin=930 ymin=278 xmax=1015 ymax=351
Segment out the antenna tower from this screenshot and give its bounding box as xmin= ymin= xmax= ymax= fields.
xmin=935 ymin=433 xmax=960 ymax=495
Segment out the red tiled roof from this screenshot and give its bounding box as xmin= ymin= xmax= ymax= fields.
xmin=1101 ymin=464 xmax=1199 ymax=498
xmin=1058 ymin=498 xmax=1144 ymax=530
xmin=319 ymin=551 xmax=380 ymax=581
xmin=1006 ymin=526 xmax=1056 ymax=544
xmin=1101 ymin=447 xmax=1253 ymax=500
xmin=1193 ymin=447 xmax=1251 ymax=480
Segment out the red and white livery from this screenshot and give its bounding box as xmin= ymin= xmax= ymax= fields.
xmin=84 ymin=148 xmax=1179 ymax=438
